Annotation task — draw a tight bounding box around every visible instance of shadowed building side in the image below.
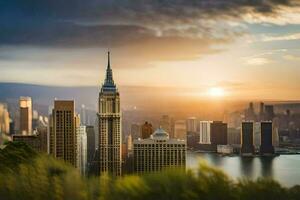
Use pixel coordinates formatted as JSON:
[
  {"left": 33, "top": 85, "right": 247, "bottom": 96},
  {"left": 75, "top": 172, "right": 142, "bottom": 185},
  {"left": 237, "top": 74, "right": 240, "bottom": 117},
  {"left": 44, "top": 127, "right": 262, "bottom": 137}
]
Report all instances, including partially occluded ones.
[{"left": 241, "top": 122, "right": 255, "bottom": 156}]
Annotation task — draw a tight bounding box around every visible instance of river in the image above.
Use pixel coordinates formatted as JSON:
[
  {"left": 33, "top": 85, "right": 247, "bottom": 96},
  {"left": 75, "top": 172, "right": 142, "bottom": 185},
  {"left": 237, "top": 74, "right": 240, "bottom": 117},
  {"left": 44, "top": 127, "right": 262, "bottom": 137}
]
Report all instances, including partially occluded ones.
[{"left": 186, "top": 151, "right": 300, "bottom": 187}]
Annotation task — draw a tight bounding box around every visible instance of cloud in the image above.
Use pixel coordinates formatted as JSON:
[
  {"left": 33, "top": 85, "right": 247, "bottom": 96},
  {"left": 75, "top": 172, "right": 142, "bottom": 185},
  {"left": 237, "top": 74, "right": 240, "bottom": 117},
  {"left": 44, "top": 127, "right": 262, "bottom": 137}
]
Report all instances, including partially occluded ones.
[
  {"left": 262, "top": 32, "right": 300, "bottom": 41},
  {"left": 283, "top": 54, "right": 300, "bottom": 60},
  {"left": 0, "top": 0, "right": 299, "bottom": 66},
  {"left": 246, "top": 57, "right": 272, "bottom": 65}
]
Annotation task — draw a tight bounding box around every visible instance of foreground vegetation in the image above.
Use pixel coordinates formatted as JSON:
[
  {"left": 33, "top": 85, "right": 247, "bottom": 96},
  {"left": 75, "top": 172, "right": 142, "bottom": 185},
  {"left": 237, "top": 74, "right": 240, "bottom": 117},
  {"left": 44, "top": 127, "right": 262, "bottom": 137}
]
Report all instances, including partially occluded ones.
[{"left": 0, "top": 142, "right": 300, "bottom": 200}]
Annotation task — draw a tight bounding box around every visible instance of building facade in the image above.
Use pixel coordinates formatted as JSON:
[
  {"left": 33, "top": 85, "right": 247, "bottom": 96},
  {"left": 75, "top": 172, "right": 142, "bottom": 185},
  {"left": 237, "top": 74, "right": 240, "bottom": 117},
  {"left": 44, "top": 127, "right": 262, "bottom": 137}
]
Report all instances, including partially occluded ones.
[
  {"left": 199, "top": 121, "right": 212, "bottom": 144},
  {"left": 19, "top": 96, "right": 32, "bottom": 135},
  {"left": 210, "top": 121, "right": 227, "bottom": 145},
  {"left": 260, "top": 121, "right": 274, "bottom": 155},
  {"left": 98, "top": 52, "right": 122, "bottom": 176},
  {"left": 186, "top": 117, "right": 197, "bottom": 133},
  {"left": 241, "top": 122, "right": 255, "bottom": 155},
  {"left": 141, "top": 121, "right": 153, "bottom": 139},
  {"left": 174, "top": 120, "right": 187, "bottom": 140},
  {"left": 86, "top": 125, "right": 95, "bottom": 165},
  {"left": 130, "top": 123, "right": 141, "bottom": 139},
  {"left": 133, "top": 128, "right": 186, "bottom": 173},
  {"left": 160, "top": 115, "right": 173, "bottom": 137},
  {"left": 0, "top": 103, "right": 10, "bottom": 134},
  {"left": 77, "top": 125, "right": 87, "bottom": 175},
  {"left": 49, "top": 100, "right": 78, "bottom": 167}
]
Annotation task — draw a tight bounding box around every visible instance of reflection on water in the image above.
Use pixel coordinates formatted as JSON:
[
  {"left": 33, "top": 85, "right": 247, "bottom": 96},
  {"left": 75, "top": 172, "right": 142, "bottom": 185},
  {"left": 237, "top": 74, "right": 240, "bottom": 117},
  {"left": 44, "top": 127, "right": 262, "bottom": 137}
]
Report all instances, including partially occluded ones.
[
  {"left": 240, "top": 157, "right": 254, "bottom": 177},
  {"left": 187, "top": 151, "right": 300, "bottom": 186},
  {"left": 260, "top": 157, "right": 274, "bottom": 177}
]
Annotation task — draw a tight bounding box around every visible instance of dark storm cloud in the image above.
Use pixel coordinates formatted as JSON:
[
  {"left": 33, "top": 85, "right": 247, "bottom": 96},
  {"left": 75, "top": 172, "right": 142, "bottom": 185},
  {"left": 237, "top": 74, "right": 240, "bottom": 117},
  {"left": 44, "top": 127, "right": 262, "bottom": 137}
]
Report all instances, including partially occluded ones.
[
  {"left": 0, "top": 0, "right": 299, "bottom": 66},
  {"left": 0, "top": 0, "right": 298, "bottom": 47}
]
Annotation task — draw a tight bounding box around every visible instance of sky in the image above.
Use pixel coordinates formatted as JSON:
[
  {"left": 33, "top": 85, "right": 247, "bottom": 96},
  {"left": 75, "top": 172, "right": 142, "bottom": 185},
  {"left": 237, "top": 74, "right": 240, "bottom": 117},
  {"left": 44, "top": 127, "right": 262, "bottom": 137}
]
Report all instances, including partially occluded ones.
[{"left": 1, "top": 0, "right": 300, "bottom": 100}]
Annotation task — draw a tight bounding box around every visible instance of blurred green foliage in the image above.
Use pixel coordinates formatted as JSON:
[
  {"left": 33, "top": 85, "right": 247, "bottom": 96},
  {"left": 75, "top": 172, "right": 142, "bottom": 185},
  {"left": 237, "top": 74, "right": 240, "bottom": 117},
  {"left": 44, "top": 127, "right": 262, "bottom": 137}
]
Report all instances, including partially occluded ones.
[{"left": 0, "top": 142, "right": 300, "bottom": 200}]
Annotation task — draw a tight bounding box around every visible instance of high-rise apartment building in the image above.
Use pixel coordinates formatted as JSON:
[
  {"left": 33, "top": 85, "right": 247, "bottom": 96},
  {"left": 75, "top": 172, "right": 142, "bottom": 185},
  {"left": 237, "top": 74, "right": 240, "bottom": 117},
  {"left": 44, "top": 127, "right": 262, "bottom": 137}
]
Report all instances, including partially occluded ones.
[
  {"left": 253, "top": 122, "right": 261, "bottom": 148},
  {"left": 260, "top": 121, "right": 274, "bottom": 155},
  {"left": 130, "top": 123, "right": 141, "bottom": 139},
  {"left": 133, "top": 128, "right": 186, "bottom": 173},
  {"left": 160, "top": 115, "right": 172, "bottom": 137},
  {"left": 141, "top": 121, "right": 153, "bottom": 139},
  {"left": 0, "top": 103, "right": 10, "bottom": 134},
  {"left": 199, "top": 121, "right": 212, "bottom": 144},
  {"left": 210, "top": 121, "right": 227, "bottom": 145},
  {"left": 49, "top": 100, "right": 78, "bottom": 167},
  {"left": 241, "top": 122, "right": 255, "bottom": 155},
  {"left": 186, "top": 117, "right": 197, "bottom": 133},
  {"left": 19, "top": 96, "right": 32, "bottom": 135},
  {"left": 77, "top": 125, "right": 87, "bottom": 175},
  {"left": 86, "top": 125, "right": 95, "bottom": 165},
  {"left": 98, "top": 52, "right": 122, "bottom": 176},
  {"left": 174, "top": 120, "right": 187, "bottom": 140}
]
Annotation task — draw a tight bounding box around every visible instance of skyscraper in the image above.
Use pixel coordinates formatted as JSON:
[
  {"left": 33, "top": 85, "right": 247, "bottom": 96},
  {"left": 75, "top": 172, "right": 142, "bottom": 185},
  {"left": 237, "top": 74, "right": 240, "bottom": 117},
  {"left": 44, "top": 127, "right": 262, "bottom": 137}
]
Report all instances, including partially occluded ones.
[
  {"left": 199, "top": 121, "right": 212, "bottom": 144},
  {"left": 260, "top": 121, "right": 274, "bottom": 155},
  {"left": 241, "top": 122, "right": 254, "bottom": 155},
  {"left": 130, "top": 123, "right": 141, "bottom": 139},
  {"left": 174, "top": 120, "right": 187, "bottom": 140},
  {"left": 98, "top": 52, "right": 122, "bottom": 176},
  {"left": 0, "top": 103, "right": 10, "bottom": 134},
  {"left": 77, "top": 125, "right": 87, "bottom": 175},
  {"left": 86, "top": 125, "right": 96, "bottom": 165},
  {"left": 49, "top": 100, "right": 78, "bottom": 167},
  {"left": 186, "top": 117, "right": 197, "bottom": 133},
  {"left": 265, "top": 105, "right": 275, "bottom": 121},
  {"left": 210, "top": 121, "right": 227, "bottom": 145},
  {"left": 19, "top": 96, "right": 32, "bottom": 135},
  {"left": 160, "top": 115, "right": 172, "bottom": 137},
  {"left": 141, "top": 121, "right": 153, "bottom": 139}
]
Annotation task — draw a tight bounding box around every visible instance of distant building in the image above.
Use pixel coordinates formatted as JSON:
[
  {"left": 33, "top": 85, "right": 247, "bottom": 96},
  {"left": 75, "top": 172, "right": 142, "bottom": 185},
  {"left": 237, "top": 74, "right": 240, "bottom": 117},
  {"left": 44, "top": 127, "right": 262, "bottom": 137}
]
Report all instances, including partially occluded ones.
[
  {"left": 160, "top": 115, "right": 173, "bottom": 137},
  {"left": 80, "top": 104, "right": 87, "bottom": 125},
  {"left": 210, "top": 121, "right": 227, "bottom": 145},
  {"left": 133, "top": 128, "right": 186, "bottom": 173},
  {"left": 253, "top": 122, "right": 261, "bottom": 148},
  {"left": 174, "top": 120, "right": 187, "bottom": 140},
  {"left": 245, "top": 102, "right": 256, "bottom": 121},
  {"left": 130, "top": 123, "right": 141, "bottom": 139},
  {"left": 49, "top": 100, "right": 79, "bottom": 167},
  {"left": 0, "top": 103, "right": 10, "bottom": 134},
  {"left": 241, "top": 122, "right": 255, "bottom": 155},
  {"left": 260, "top": 121, "right": 274, "bottom": 155},
  {"left": 186, "top": 117, "right": 197, "bottom": 133},
  {"left": 141, "top": 121, "right": 153, "bottom": 139},
  {"left": 259, "top": 102, "right": 265, "bottom": 121},
  {"left": 77, "top": 125, "right": 87, "bottom": 175},
  {"left": 199, "top": 121, "right": 212, "bottom": 144},
  {"left": 86, "top": 125, "right": 95, "bottom": 165},
  {"left": 19, "top": 96, "right": 32, "bottom": 135},
  {"left": 127, "top": 134, "right": 133, "bottom": 151},
  {"left": 12, "top": 131, "right": 47, "bottom": 153},
  {"left": 227, "top": 128, "right": 241, "bottom": 145},
  {"left": 265, "top": 105, "right": 274, "bottom": 121}
]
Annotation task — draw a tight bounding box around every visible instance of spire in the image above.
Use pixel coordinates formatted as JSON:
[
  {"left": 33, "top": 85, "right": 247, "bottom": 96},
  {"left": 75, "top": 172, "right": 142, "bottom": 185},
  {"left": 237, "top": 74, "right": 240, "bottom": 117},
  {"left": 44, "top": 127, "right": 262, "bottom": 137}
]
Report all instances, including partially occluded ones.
[
  {"left": 107, "top": 51, "right": 111, "bottom": 69},
  {"left": 102, "top": 51, "right": 116, "bottom": 92}
]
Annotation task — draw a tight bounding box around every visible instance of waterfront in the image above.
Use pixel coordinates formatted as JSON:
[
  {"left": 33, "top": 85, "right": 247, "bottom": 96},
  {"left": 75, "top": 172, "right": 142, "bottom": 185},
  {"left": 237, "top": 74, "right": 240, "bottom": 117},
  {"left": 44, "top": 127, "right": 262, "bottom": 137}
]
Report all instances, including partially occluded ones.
[{"left": 187, "top": 151, "right": 300, "bottom": 187}]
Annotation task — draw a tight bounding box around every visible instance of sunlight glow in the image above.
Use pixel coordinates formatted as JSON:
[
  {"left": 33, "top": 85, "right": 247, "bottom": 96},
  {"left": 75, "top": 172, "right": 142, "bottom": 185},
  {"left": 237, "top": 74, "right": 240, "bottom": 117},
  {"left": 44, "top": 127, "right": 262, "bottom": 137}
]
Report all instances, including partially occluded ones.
[{"left": 208, "top": 87, "right": 225, "bottom": 97}]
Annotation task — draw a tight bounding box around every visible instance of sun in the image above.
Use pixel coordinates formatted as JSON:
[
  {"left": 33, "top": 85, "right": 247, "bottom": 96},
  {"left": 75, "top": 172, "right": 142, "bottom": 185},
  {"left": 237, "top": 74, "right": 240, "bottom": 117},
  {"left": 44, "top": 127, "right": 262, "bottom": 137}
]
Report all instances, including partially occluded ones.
[{"left": 208, "top": 87, "right": 225, "bottom": 97}]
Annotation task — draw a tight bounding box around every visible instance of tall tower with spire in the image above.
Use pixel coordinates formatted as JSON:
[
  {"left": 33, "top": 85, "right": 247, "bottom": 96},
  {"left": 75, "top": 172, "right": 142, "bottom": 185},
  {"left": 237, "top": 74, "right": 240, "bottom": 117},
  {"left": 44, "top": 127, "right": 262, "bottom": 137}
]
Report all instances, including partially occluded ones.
[{"left": 98, "top": 51, "right": 122, "bottom": 176}]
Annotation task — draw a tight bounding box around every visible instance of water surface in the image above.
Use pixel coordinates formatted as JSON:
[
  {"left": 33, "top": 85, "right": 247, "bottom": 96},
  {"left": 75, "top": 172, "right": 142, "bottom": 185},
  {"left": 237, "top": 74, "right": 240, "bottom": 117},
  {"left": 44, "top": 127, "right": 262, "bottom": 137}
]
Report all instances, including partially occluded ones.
[{"left": 187, "top": 151, "right": 300, "bottom": 187}]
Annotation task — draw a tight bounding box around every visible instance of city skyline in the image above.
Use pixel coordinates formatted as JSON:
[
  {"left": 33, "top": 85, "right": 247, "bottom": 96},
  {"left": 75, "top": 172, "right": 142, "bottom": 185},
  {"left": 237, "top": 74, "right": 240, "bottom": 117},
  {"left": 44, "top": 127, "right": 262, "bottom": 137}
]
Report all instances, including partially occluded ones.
[{"left": 0, "top": 1, "right": 300, "bottom": 100}]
